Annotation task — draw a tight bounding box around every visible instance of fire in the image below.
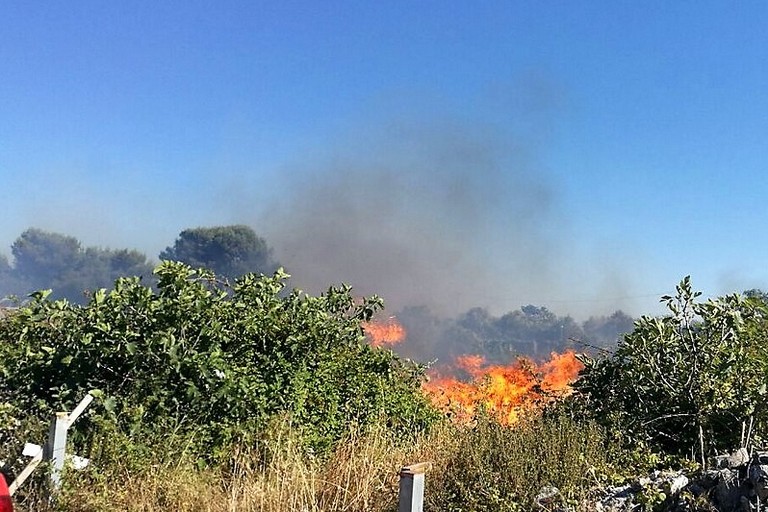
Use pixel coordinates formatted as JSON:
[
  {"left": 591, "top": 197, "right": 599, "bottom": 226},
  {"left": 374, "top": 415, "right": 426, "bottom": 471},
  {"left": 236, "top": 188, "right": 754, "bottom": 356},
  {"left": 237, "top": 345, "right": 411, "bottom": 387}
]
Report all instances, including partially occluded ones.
[
  {"left": 422, "top": 351, "right": 583, "bottom": 424},
  {"left": 364, "top": 317, "right": 406, "bottom": 347}
]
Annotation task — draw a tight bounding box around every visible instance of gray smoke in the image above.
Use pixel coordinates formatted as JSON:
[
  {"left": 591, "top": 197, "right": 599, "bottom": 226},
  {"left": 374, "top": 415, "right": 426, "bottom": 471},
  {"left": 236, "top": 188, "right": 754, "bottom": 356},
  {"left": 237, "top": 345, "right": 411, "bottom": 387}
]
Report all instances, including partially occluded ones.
[{"left": 254, "top": 116, "right": 577, "bottom": 317}]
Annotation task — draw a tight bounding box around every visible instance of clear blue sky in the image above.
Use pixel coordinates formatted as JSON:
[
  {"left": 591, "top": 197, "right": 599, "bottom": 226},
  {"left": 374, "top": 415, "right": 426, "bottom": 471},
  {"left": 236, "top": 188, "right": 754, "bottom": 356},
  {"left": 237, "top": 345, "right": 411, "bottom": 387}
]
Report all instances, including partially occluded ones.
[{"left": 1, "top": 1, "right": 767, "bottom": 318}]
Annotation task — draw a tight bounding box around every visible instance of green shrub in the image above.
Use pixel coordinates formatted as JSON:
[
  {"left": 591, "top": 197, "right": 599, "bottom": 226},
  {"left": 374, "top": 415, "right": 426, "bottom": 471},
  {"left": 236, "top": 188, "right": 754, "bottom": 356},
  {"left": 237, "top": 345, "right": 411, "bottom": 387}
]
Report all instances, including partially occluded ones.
[
  {"left": 574, "top": 277, "right": 768, "bottom": 458},
  {"left": 0, "top": 262, "right": 438, "bottom": 465}
]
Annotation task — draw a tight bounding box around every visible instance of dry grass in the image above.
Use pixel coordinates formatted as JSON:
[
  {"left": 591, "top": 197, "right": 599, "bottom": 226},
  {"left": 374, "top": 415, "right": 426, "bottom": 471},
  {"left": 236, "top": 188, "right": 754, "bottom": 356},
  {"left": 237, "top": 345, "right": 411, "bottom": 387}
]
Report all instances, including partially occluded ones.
[
  {"left": 11, "top": 414, "right": 613, "bottom": 512},
  {"left": 55, "top": 421, "right": 426, "bottom": 512}
]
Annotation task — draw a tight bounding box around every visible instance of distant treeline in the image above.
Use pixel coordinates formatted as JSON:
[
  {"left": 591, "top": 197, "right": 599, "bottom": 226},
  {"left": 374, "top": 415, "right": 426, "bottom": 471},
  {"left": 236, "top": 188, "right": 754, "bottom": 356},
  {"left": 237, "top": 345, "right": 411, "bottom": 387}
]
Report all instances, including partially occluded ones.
[
  {"left": 395, "top": 303, "right": 635, "bottom": 361},
  {"left": 0, "top": 225, "right": 635, "bottom": 358},
  {"left": 0, "top": 225, "right": 279, "bottom": 303}
]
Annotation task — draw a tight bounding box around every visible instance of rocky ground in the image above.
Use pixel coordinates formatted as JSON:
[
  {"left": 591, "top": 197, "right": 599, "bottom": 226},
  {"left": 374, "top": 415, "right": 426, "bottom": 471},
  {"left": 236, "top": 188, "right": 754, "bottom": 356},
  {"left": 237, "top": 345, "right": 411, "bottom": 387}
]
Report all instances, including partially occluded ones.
[
  {"left": 593, "top": 449, "right": 768, "bottom": 512},
  {"left": 534, "top": 449, "right": 768, "bottom": 512}
]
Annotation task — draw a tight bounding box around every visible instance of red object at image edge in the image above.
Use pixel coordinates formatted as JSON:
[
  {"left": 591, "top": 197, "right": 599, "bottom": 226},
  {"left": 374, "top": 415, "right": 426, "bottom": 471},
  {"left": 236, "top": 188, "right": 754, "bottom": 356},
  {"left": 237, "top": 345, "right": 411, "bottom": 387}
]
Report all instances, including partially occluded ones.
[{"left": 0, "top": 473, "right": 12, "bottom": 512}]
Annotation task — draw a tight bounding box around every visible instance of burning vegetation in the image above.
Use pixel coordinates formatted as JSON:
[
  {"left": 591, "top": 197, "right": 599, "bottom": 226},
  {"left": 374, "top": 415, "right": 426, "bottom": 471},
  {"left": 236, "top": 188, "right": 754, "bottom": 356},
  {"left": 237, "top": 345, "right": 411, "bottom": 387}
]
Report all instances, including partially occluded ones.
[
  {"left": 363, "top": 317, "right": 407, "bottom": 348},
  {"left": 422, "top": 351, "right": 583, "bottom": 425},
  {"left": 365, "top": 317, "right": 584, "bottom": 424}
]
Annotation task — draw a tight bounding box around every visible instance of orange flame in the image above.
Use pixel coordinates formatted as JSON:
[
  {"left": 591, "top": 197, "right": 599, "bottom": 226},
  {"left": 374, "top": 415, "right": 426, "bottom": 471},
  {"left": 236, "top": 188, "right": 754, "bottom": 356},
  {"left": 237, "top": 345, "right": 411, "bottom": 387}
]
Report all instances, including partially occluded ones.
[
  {"left": 422, "top": 351, "right": 583, "bottom": 424},
  {"left": 364, "top": 317, "right": 406, "bottom": 347}
]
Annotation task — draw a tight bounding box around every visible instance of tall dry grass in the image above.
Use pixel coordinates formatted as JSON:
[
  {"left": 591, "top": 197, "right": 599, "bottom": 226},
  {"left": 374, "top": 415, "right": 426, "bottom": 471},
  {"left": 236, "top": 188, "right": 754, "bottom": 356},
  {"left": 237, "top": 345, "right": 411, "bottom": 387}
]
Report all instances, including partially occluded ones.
[
  {"left": 12, "top": 413, "right": 614, "bottom": 512},
  {"left": 54, "top": 419, "right": 425, "bottom": 512}
]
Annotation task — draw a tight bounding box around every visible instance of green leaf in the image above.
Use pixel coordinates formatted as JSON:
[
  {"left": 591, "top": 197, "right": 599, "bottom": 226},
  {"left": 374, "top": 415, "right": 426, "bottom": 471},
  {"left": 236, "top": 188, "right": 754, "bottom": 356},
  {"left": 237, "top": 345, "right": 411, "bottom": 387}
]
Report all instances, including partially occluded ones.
[{"left": 103, "top": 396, "right": 117, "bottom": 414}]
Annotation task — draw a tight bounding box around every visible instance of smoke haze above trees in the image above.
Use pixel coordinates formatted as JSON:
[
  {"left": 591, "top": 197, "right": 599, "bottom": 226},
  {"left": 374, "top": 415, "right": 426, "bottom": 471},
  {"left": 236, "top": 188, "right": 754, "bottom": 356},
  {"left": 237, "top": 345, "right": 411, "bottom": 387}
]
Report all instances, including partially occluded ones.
[
  {"left": 1, "top": 108, "right": 658, "bottom": 320},
  {"left": 224, "top": 112, "right": 652, "bottom": 321},
  {"left": 3, "top": 224, "right": 761, "bottom": 362},
  {"left": 0, "top": 224, "right": 636, "bottom": 358},
  {"left": 394, "top": 303, "right": 635, "bottom": 363},
  {"left": 251, "top": 117, "right": 571, "bottom": 319}
]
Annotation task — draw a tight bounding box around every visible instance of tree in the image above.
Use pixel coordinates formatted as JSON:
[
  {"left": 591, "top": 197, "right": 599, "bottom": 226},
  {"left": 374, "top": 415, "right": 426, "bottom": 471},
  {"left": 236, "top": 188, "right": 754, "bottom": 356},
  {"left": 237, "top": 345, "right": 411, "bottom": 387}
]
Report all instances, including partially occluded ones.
[
  {"left": 12, "top": 228, "right": 83, "bottom": 291},
  {"left": 497, "top": 305, "right": 583, "bottom": 357},
  {"left": 160, "top": 225, "right": 280, "bottom": 281},
  {"left": 0, "top": 254, "right": 18, "bottom": 299},
  {"left": 0, "top": 253, "right": 30, "bottom": 301},
  {"left": 80, "top": 247, "right": 154, "bottom": 289},
  {"left": 8, "top": 228, "right": 154, "bottom": 302},
  {"left": 107, "top": 248, "right": 153, "bottom": 277},
  {"left": 574, "top": 277, "right": 768, "bottom": 458},
  {"left": 744, "top": 288, "right": 768, "bottom": 304},
  {"left": 582, "top": 310, "right": 635, "bottom": 350}
]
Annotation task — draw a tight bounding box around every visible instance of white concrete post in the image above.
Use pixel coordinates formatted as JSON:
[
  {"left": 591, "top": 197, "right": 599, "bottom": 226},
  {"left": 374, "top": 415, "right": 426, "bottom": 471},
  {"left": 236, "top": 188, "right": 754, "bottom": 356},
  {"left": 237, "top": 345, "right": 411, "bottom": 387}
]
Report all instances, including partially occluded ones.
[
  {"left": 11, "top": 393, "right": 94, "bottom": 496},
  {"left": 44, "top": 412, "right": 69, "bottom": 492},
  {"left": 398, "top": 462, "right": 431, "bottom": 512}
]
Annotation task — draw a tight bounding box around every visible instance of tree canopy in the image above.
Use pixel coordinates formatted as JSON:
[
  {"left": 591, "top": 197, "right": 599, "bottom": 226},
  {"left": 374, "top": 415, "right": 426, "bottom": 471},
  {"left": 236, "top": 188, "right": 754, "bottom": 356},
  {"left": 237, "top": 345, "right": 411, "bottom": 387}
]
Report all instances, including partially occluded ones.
[
  {"left": 160, "top": 225, "right": 280, "bottom": 281},
  {"left": 396, "top": 303, "right": 631, "bottom": 363},
  {"left": 4, "top": 228, "right": 154, "bottom": 302},
  {"left": 12, "top": 228, "right": 83, "bottom": 291}
]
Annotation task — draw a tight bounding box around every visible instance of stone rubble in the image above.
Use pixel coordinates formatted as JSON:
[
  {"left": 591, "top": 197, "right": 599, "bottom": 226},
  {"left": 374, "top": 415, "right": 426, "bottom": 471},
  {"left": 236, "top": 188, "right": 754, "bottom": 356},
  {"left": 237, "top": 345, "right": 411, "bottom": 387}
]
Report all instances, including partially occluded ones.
[{"left": 585, "top": 450, "right": 768, "bottom": 512}]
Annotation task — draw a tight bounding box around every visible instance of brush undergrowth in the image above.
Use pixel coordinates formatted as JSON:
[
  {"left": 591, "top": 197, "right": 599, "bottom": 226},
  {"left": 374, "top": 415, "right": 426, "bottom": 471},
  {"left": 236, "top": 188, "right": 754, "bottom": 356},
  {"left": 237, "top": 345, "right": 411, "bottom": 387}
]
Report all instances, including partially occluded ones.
[
  {"left": 421, "top": 412, "right": 618, "bottom": 512},
  {"left": 6, "top": 411, "right": 620, "bottom": 512}
]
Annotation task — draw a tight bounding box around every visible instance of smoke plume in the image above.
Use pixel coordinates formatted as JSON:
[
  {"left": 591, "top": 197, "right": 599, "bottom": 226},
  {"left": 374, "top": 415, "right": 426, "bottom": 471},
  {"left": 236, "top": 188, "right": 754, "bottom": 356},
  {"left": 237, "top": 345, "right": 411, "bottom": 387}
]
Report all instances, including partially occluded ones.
[{"left": 255, "top": 115, "right": 573, "bottom": 317}]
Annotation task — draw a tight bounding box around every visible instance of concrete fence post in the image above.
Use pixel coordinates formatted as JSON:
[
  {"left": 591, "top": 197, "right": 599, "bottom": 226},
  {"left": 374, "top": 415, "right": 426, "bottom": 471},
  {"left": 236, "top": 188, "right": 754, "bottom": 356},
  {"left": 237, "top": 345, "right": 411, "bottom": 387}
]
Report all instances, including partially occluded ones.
[
  {"left": 44, "top": 412, "right": 69, "bottom": 492},
  {"left": 398, "top": 462, "right": 432, "bottom": 512},
  {"left": 9, "top": 393, "right": 94, "bottom": 497}
]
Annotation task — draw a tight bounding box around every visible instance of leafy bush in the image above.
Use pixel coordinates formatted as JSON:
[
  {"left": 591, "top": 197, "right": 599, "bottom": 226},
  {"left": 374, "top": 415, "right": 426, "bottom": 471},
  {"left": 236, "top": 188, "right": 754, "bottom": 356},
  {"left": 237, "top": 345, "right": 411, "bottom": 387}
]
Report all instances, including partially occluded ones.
[
  {"left": 574, "top": 277, "right": 768, "bottom": 458},
  {"left": 0, "top": 262, "right": 438, "bottom": 462}
]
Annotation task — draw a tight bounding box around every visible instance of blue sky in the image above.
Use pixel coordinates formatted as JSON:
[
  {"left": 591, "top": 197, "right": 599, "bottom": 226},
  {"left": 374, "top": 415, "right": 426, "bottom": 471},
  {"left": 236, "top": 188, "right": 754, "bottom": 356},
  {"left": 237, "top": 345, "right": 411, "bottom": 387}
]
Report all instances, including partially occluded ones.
[{"left": 1, "top": 1, "right": 767, "bottom": 318}]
